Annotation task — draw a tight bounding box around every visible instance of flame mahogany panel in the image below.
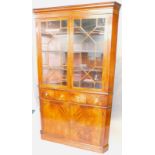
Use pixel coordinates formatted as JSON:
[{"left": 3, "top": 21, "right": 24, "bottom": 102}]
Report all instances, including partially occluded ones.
[
  {"left": 41, "top": 99, "right": 70, "bottom": 139},
  {"left": 70, "top": 104, "right": 107, "bottom": 146}
]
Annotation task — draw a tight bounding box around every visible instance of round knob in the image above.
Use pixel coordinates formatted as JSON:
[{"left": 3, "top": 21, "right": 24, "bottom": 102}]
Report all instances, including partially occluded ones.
[
  {"left": 75, "top": 96, "right": 80, "bottom": 102},
  {"left": 94, "top": 98, "right": 99, "bottom": 103},
  {"left": 45, "top": 92, "right": 48, "bottom": 96},
  {"left": 60, "top": 94, "right": 64, "bottom": 99}
]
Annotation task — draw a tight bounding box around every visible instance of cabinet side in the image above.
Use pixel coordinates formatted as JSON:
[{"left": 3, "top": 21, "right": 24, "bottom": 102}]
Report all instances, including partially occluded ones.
[
  {"left": 108, "top": 12, "right": 120, "bottom": 93},
  {"left": 102, "top": 8, "right": 120, "bottom": 148}
]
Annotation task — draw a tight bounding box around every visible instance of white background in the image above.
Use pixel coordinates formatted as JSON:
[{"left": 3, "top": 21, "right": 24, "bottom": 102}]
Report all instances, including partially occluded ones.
[{"left": 0, "top": 0, "right": 155, "bottom": 155}]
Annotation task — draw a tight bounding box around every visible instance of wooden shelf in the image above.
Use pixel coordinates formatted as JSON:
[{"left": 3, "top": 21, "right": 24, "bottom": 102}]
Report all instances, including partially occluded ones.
[
  {"left": 74, "top": 50, "right": 103, "bottom": 53},
  {"left": 42, "top": 31, "right": 67, "bottom": 37},
  {"left": 42, "top": 50, "right": 67, "bottom": 53},
  {"left": 74, "top": 67, "right": 102, "bottom": 72},
  {"left": 74, "top": 69, "right": 102, "bottom": 72},
  {"left": 74, "top": 32, "right": 104, "bottom": 35},
  {"left": 43, "top": 66, "right": 67, "bottom": 70},
  {"left": 44, "top": 80, "right": 67, "bottom": 84},
  {"left": 42, "top": 33, "right": 53, "bottom": 38},
  {"left": 42, "top": 50, "right": 103, "bottom": 53}
]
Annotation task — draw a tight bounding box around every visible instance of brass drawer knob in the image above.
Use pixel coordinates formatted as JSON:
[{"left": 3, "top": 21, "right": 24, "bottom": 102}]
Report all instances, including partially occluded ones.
[
  {"left": 75, "top": 96, "right": 80, "bottom": 102},
  {"left": 94, "top": 98, "right": 99, "bottom": 104},
  {"left": 45, "top": 92, "right": 48, "bottom": 96},
  {"left": 59, "top": 94, "right": 64, "bottom": 99}
]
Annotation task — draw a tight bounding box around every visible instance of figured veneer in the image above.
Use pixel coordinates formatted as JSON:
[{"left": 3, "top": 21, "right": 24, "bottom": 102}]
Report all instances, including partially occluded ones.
[
  {"left": 34, "top": 1, "right": 121, "bottom": 153},
  {"left": 41, "top": 99, "right": 111, "bottom": 148},
  {"left": 70, "top": 104, "right": 108, "bottom": 146},
  {"left": 40, "top": 89, "right": 54, "bottom": 100},
  {"left": 86, "top": 94, "right": 108, "bottom": 106},
  {"left": 41, "top": 99, "right": 70, "bottom": 139},
  {"left": 70, "top": 92, "right": 86, "bottom": 104},
  {"left": 54, "top": 90, "right": 69, "bottom": 101}
]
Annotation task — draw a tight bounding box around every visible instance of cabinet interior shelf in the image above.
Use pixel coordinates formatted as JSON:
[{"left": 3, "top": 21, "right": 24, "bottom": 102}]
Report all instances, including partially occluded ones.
[
  {"left": 42, "top": 50, "right": 103, "bottom": 53},
  {"left": 42, "top": 50, "right": 67, "bottom": 53},
  {"left": 42, "top": 32, "right": 104, "bottom": 38},
  {"left": 44, "top": 80, "right": 67, "bottom": 84},
  {"left": 74, "top": 69, "right": 102, "bottom": 72},
  {"left": 42, "top": 32, "right": 67, "bottom": 37},
  {"left": 43, "top": 66, "right": 102, "bottom": 72},
  {"left": 43, "top": 66, "right": 67, "bottom": 70}
]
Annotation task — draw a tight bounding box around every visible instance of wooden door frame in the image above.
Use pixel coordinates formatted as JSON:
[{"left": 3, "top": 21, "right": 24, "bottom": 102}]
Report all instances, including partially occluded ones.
[
  {"left": 35, "top": 16, "right": 71, "bottom": 90},
  {"left": 34, "top": 2, "right": 121, "bottom": 93},
  {"left": 35, "top": 13, "right": 113, "bottom": 93},
  {"left": 69, "top": 14, "right": 110, "bottom": 93}
]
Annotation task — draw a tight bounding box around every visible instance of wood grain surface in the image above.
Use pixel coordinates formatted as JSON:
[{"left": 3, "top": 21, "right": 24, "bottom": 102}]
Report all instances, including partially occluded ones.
[{"left": 34, "top": 1, "right": 121, "bottom": 153}]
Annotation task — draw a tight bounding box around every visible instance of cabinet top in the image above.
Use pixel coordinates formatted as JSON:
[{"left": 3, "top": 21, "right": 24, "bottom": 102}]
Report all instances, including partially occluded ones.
[{"left": 33, "top": 1, "right": 121, "bottom": 14}]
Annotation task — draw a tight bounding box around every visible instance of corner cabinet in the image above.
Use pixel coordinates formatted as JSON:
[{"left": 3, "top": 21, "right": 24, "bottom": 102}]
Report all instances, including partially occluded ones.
[{"left": 33, "top": 2, "right": 121, "bottom": 153}]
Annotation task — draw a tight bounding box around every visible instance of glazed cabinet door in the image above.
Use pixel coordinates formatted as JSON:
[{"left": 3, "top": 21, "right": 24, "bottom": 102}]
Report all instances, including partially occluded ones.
[
  {"left": 39, "top": 19, "right": 69, "bottom": 87},
  {"left": 72, "top": 17, "right": 106, "bottom": 90},
  {"left": 41, "top": 99, "right": 70, "bottom": 139}
]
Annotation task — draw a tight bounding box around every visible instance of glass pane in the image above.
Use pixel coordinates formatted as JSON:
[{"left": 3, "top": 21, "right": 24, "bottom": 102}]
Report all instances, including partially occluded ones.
[
  {"left": 73, "top": 18, "right": 105, "bottom": 89},
  {"left": 82, "top": 19, "right": 96, "bottom": 32},
  {"left": 48, "top": 21, "right": 60, "bottom": 29},
  {"left": 41, "top": 20, "right": 68, "bottom": 86},
  {"left": 74, "top": 20, "right": 80, "bottom": 27},
  {"left": 95, "top": 82, "right": 102, "bottom": 89},
  {"left": 97, "top": 18, "right": 105, "bottom": 26},
  {"left": 61, "top": 20, "right": 67, "bottom": 28}
]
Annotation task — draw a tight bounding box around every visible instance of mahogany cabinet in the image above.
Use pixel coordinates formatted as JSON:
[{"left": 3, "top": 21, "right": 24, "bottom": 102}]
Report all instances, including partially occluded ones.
[{"left": 33, "top": 1, "right": 121, "bottom": 153}]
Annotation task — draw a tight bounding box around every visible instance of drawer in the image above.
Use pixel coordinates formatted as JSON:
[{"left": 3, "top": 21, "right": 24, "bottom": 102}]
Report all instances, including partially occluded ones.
[
  {"left": 54, "top": 90, "right": 68, "bottom": 101},
  {"left": 40, "top": 89, "right": 54, "bottom": 100},
  {"left": 70, "top": 92, "right": 86, "bottom": 104},
  {"left": 86, "top": 94, "right": 108, "bottom": 106}
]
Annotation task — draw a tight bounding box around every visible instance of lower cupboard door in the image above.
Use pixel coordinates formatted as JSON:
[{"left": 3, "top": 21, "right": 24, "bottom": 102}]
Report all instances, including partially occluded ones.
[
  {"left": 70, "top": 104, "right": 107, "bottom": 146},
  {"left": 41, "top": 100, "right": 70, "bottom": 139}
]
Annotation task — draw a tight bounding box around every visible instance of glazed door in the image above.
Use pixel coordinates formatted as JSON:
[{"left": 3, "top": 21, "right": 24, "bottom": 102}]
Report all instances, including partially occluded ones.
[
  {"left": 72, "top": 17, "right": 106, "bottom": 90},
  {"left": 39, "top": 19, "right": 69, "bottom": 87}
]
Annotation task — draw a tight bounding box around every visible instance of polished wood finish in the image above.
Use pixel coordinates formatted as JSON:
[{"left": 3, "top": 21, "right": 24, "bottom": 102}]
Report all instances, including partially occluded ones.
[{"left": 33, "top": 1, "right": 121, "bottom": 153}]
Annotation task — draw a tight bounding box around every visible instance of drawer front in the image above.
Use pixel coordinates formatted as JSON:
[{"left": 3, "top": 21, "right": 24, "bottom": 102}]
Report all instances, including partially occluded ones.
[
  {"left": 40, "top": 89, "right": 55, "bottom": 100},
  {"left": 40, "top": 89, "right": 109, "bottom": 107},
  {"left": 70, "top": 92, "right": 86, "bottom": 104},
  {"left": 86, "top": 94, "right": 108, "bottom": 106},
  {"left": 54, "top": 90, "right": 68, "bottom": 101},
  {"left": 40, "top": 89, "right": 68, "bottom": 102}
]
